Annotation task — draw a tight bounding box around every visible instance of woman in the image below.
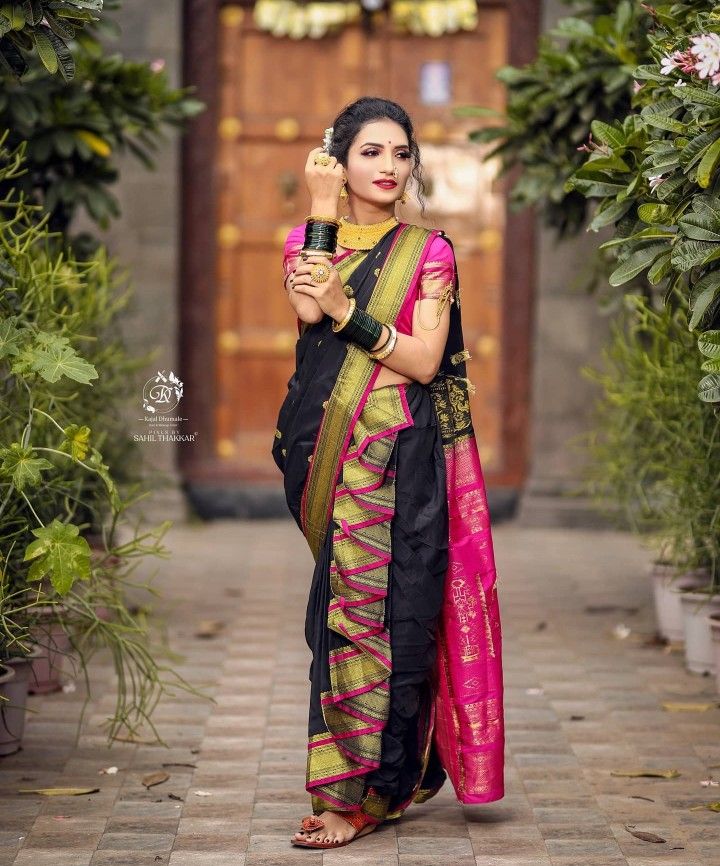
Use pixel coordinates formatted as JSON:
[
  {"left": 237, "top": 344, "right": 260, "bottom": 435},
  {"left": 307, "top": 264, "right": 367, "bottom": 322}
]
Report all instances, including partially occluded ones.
[{"left": 271, "top": 97, "right": 504, "bottom": 850}]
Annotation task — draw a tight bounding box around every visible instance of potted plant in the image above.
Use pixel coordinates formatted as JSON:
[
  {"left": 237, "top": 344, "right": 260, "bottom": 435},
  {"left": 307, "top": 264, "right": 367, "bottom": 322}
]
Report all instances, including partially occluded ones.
[
  {"left": 581, "top": 290, "right": 720, "bottom": 648},
  {"left": 0, "top": 138, "right": 207, "bottom": 744},
  {"left": 710, "top": 612, "right": 720, "bottom": 689}
]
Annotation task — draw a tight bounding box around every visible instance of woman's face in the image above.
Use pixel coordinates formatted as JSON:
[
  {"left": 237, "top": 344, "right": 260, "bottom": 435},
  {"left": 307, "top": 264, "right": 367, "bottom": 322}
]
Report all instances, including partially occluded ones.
[{"left": 343, "top": 118, "right": 412, "bottom": 206}]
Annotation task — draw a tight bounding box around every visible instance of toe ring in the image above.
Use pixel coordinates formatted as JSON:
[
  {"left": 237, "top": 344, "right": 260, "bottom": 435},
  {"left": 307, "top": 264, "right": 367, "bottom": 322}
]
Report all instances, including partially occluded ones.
[{"left": 301, "top": 815, "right": 325, "bottom": 831}]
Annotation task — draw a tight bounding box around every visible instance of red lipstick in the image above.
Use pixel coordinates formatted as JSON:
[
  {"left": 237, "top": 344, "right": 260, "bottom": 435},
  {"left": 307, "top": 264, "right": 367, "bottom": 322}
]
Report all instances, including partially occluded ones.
[{"left": 373, "top": 180, "right": 397, "bottom": 189}]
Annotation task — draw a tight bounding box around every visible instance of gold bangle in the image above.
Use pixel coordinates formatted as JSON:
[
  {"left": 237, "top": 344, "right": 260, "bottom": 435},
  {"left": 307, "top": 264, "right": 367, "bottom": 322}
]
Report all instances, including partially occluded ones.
[
  {"left": 332, "top": 297, "right": 356, "bottom": 332},
  {"left": 305, "top": 214, "right": 341, "bottom": 226},
  {"left": 368, "top": 324, "right": 397, "bottom": 360}
]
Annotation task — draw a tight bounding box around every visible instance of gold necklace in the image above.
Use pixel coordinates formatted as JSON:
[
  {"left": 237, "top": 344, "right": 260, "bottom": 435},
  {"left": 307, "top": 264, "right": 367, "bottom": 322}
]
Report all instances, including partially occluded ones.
[{"left": 337, "top": 214, "right": 399, "bottom": 250}]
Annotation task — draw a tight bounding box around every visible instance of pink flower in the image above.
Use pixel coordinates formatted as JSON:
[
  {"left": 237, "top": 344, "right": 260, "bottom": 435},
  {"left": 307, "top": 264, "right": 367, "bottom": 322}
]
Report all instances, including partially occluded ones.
[
  {"left": 150, "top": 58, "right": 166, "bottom": 73},
  {"left": 633, "top": 80, "right": 643, "bottom": 93}
]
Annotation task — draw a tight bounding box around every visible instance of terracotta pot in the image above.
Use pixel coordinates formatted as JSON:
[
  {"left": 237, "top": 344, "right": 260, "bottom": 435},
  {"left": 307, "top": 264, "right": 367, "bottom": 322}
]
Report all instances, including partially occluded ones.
[
  {"left": 0, "top": 648, "right": 41, "bottom": 756},
  {"left": 28, "top": 607, "right": 72, "bottom": 695},
  {"left": 0, "top": 663, "right": 17, "bottom": 756},
  {"left": 650, "top": 562, "right": 710, "bottom": 641},
  {"left": 679, "top": 588, "right": 720, "bottom": 674},
  {"left": 709, "top": 613, "right": 720, "bottom": 694}
]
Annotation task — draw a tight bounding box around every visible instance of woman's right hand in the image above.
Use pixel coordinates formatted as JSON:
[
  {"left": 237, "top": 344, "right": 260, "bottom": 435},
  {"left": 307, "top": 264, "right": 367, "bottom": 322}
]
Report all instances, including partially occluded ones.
[{"left": 305, "top": 147, "right": 345, "bottom": 204}]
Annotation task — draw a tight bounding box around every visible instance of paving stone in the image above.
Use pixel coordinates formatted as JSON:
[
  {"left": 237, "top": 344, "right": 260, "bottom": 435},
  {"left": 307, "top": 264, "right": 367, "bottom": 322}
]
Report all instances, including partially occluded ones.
[{"left": 3, "top": 521, "right": 719, "bottom": 866}]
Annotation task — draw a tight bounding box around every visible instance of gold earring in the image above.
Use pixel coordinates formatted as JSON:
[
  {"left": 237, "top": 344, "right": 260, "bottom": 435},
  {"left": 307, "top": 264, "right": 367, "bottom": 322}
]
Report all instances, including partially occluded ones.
[
  {"left": 400, "top": 191, "right": 407, "bottom": 204},
  {"left": 340, "top": 182, "right": 348, "bottom": 200}
]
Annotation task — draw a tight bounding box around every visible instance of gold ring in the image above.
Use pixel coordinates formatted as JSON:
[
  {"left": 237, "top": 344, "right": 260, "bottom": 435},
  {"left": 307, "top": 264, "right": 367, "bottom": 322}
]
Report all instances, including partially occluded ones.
[
  {"left": 314, "top": 153, "right": 331, "bottom": 166},
  {"left": 310, "top": 262, "right": 331, "bottom": 283}
]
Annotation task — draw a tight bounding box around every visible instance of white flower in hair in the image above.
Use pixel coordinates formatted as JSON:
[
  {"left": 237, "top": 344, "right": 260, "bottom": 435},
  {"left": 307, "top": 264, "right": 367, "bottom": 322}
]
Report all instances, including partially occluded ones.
[{"left": 322, "top": 126, "right": 334, "bottom": 153}]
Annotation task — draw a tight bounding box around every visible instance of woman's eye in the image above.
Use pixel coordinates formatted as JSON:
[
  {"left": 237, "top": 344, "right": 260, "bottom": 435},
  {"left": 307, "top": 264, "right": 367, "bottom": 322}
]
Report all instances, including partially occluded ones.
[{"left": 362, "top": 150, "right": 411, "bottom": 158}]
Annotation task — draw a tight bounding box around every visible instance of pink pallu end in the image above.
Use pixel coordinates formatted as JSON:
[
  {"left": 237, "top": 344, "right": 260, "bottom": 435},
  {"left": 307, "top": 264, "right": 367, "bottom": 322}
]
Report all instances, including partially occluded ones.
[
  {"left": 392, "top": 224, "right": 505, "bottom": 804},
  {"left": 431, "top": 426, "right": 505, "bottom": 803}
]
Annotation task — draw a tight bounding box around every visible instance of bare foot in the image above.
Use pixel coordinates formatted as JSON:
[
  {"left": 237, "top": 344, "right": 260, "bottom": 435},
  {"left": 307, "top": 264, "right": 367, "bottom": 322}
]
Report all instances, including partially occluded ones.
[{"left": 292, "top": 810, "right": 376, "bottom": 845}]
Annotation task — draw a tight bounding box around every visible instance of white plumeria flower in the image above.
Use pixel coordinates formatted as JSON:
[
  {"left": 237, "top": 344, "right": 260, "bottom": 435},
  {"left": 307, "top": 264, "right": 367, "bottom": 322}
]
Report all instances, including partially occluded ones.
[
  {"left": 694, "top": 52, "right": 720, "bottom": 79},
  {"left": 660, "top": 54, "right": 680, "bottom": 75},
  {"left": 690, "top": 32, "right": 720, "bottom": 61}
]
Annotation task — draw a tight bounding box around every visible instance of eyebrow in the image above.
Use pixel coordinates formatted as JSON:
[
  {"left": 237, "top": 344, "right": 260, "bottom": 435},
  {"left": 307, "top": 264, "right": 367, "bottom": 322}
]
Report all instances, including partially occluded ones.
[{"left": 360, "top": 142, "right": 410, "bottom": 149}]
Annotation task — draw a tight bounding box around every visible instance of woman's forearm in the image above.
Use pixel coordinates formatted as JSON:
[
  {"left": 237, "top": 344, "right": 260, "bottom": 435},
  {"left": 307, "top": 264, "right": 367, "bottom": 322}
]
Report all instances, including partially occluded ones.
[
  {"left": 332, "top": 297, "right": 438, "bottom": 384},
  {"left": 369, "top": 327, "right": 438, "bottom": 385}
]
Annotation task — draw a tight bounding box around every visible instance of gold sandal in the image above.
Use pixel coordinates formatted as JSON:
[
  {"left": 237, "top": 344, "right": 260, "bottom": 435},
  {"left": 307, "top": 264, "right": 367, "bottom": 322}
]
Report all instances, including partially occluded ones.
[{"left": 291, "top": 811, "right": 379, "bottom": 848}]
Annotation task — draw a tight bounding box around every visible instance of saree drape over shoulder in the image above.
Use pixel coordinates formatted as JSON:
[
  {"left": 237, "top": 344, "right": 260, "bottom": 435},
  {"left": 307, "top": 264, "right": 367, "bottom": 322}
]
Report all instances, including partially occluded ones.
[{"left": 272, "top": 221, "right": 504, "bottom": 821}]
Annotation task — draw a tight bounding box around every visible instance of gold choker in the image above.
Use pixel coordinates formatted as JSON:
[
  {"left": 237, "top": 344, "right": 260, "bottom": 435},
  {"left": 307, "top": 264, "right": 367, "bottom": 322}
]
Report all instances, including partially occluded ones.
[{"left": 337, "top": 215, "right": 399, "bottom": 250}]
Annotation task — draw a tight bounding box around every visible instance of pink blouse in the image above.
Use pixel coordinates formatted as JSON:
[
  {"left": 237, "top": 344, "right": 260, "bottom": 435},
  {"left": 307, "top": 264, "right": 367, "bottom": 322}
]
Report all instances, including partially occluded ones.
[{"left": 282, "top": 223, "right": 456, "bottom": 306}]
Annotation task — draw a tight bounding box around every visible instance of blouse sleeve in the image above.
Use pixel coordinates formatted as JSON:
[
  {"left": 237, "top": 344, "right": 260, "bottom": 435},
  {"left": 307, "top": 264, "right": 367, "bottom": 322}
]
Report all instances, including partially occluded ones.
[
  {"left": 282, "top": 224, "right": 306, "bottom": 282},
  {"left": 418, "top": 233, "right": 456, "bottom": 303}
]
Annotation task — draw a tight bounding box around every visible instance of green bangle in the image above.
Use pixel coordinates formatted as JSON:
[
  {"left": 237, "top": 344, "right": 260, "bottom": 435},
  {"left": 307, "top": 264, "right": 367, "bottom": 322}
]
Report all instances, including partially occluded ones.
[{"left": 337, "top": 306, "right": 384, "bottom": 351}]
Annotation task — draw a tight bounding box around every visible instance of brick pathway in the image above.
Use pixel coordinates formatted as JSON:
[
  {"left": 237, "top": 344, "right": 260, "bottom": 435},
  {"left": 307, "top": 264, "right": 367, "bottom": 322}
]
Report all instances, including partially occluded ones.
[{"left": 1, "top": 519, "right": 718, "bottom": 866}]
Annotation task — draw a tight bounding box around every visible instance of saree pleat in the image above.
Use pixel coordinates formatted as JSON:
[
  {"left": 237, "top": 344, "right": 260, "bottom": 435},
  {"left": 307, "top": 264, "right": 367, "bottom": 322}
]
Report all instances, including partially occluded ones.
[{"left": 305, "top": 380, "right": 449, "bottom": 820}]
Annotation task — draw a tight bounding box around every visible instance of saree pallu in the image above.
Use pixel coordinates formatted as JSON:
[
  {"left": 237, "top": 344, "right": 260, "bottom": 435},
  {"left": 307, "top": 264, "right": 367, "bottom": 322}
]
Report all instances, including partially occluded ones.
[{"left": 272, "top": 221, "right": 504, "bottom": 818}]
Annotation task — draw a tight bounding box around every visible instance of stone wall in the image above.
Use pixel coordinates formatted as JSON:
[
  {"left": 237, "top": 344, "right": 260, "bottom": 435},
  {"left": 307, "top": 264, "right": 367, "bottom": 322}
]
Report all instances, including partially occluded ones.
[
  {"left": 515, "top": 0, "right": 619, "bottom": 527},
  {"left": 71, "top": 1, "right": 188, "bottom": 523}
]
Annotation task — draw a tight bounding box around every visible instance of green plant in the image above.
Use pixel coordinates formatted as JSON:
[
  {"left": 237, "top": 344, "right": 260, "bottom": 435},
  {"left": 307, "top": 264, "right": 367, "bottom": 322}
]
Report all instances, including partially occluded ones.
[
  {"left": 0, "top": 0, "right": 106, "bottom": 81},
  {"left": 566, "top": 0, "right": 720, "bottom": 402},
  {"left": 458, "top": 0, "right": 649, "bottom": 238},
  {"left": 0, "top": 43, "right": 204, "bottom": 238},
  {"left": 581, "top": 289, "right": 720, "bottom": 586},
  {"left": 0, "top": 136, "right": 208, "bottom": 742}
]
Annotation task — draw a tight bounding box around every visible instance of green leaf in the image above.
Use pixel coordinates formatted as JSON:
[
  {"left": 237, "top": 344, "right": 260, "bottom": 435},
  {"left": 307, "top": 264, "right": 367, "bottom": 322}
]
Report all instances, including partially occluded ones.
[
  {"left": 44, "top": 27, "right": 74, "bottom": 81},
  {"left": 24, "top": 332, "right": 97, "bottom": 384},
  {"left": 589, "top": 198, "right": 634, "bottom": 231},
  {"left": 23, "top": 519, "right": 92, "bottom": 595},
  {"left": 647, "top": 250, "right": 673, "bottom": 285},
  {"left": 673, "top": 85, "right": 720, "bottom": 109},
  {"left": 679, "top": 210, "right": 720, "bottom": 242},
  {"left": 698, "top": 372, "right": 720, "bottom": 403},
  {"left": 0, "top": 443, "right": 54, "bottom": 491},
  {"left": 680, "top": 130, "right": 720, "bottom": 170},
  {"left": 59, "top": 424, "right": 91, "bottom": 461},
  {"left": 637, "top": 203, "right": 673, "bottom": 224},
  {"left": 700, "top": 358, "right": 720, "bottom": 373},
  {"left": 590, "top": 120, "right": 625, "bottom": 150},
  {"left": 672, "top": 240, "right": 720, "bottom": 271},
  {"left": 608, "top": 243, "right": 669, "bottom": 286},
  {"left": 0, "top": 315, "right": 23, "bottom": 359},
  {"left": 641, "top": 98, "right": 685, "bottom": 133},
  {"left": 565, "top": 177, "right": 626, "bottom": 197},
  {"left": 689, "top": 272, "right": 720, "bottom": 330},
  {"left": 697, "top": 137, "right": 720, "bottom": 188},
  {"left": 31, "top": 27, "right": 57, "bottom": 73},
  {"left": 697, "top": 330, "right": 720, "bottom": 359}
]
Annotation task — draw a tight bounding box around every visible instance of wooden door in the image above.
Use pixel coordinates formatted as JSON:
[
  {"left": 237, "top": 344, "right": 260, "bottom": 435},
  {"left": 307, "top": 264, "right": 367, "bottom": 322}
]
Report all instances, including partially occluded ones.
[{"left": 204, "top": 3, "right": 523, "bottom": 493}]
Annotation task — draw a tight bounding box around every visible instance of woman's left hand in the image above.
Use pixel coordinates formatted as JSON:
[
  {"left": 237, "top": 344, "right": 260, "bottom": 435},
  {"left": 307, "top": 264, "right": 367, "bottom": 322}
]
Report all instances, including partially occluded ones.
[{"left": 291, "top": 254, "right": 349, "bottom": 322}]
